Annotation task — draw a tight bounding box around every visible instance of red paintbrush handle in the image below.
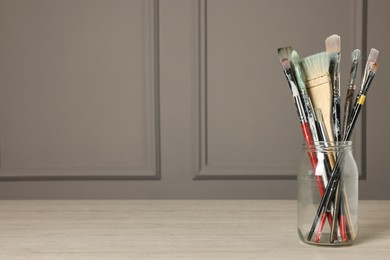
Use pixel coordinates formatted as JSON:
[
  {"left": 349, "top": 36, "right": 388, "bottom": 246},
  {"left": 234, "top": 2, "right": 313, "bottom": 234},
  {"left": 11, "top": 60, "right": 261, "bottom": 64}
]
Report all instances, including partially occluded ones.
[
  {"left": 340, "top": 215, "right": 348, "bottom": 242},
  {"left": 315, "top": 211, "right": 334, "bottom": 243},
  {"left": 301, "top": 122, "right": 317, "bottom": 169}
]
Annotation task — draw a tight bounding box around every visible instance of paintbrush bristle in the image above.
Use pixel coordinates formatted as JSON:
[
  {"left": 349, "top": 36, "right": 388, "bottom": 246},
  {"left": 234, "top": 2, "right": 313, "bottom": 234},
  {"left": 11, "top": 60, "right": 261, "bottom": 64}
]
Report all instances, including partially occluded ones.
[
  {"left": 370, "top": 63, "right": 378, "bottom": 73},
  {"left": 351, "top": 49, "right": 361, "bottom": 61},
  {"left": 280, "top": 58, "right": 291, "bottom": 71},
  {"left": 301, "top": 52, "right": 330, "bottom": 80},
  {"left": 290, "top": 50, "right": 301, "bottom": 66},
  {"left": 368, "top": 48, "right": 379, "bottom": 63},
  {"left": 325, "top": 34, "right": 341, "bottom": 54},
  {"left": 290, "top": 50, "right": 306, "bottom": 83},
  {"left": 277, "top": 47, "right": 293, "bottom": 62}
]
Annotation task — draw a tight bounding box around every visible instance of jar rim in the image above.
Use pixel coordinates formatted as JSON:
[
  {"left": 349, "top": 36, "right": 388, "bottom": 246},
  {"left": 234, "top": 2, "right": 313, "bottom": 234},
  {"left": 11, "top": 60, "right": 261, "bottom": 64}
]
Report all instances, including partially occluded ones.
[{"left": 303, "top": 141, "right": 353, "bottom": 150}]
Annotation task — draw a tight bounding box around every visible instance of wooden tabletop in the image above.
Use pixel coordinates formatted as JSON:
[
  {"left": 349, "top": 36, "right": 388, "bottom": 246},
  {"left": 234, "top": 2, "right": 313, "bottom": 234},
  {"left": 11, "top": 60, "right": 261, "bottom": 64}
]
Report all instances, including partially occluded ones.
[{"left": 0, "top": 200, "right": 389, "bottom": 259}]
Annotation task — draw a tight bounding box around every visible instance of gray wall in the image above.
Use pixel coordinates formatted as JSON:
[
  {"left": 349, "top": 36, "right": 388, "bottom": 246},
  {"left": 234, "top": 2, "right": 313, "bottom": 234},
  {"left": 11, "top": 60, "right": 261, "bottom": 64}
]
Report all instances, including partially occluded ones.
[{"left": 0, "top": 0, "right": 388, "bottom": 199}]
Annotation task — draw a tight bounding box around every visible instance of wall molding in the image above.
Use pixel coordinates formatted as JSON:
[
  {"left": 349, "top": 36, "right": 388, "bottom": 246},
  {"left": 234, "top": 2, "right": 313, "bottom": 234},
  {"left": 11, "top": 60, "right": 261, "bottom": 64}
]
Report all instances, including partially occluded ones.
[
  {"left": 193, "top": 0, "right": 367, "bottom": 180},
  {"left": 0, "top": 0, "right": 161, "bottom": 181}
]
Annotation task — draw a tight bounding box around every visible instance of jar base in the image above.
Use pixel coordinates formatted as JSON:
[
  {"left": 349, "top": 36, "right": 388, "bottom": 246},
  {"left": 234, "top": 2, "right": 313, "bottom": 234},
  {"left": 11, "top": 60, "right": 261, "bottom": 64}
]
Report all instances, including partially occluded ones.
[{"left": 298, "top": 230, "right": 355, "bottom": 247}]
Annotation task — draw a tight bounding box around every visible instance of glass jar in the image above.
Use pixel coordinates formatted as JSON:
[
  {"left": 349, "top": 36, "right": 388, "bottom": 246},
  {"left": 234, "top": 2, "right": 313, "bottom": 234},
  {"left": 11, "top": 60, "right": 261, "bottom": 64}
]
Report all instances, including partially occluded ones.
[{"left": 297, "top": 141, "right": 358, "bottom": 246}]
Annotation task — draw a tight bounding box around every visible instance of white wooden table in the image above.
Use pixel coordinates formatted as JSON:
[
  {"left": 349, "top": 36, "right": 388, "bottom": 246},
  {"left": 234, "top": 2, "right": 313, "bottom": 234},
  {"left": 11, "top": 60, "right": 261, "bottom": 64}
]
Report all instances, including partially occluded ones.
[{"left": 0, "top": 200, "right": 389, "bottom": 259}]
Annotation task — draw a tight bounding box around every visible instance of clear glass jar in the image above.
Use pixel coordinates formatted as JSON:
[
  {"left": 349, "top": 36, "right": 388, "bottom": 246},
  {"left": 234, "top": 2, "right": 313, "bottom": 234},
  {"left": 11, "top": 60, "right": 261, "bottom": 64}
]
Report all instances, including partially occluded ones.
[{"left": 297, "top": 141, "right": 358, "bottom": 246}]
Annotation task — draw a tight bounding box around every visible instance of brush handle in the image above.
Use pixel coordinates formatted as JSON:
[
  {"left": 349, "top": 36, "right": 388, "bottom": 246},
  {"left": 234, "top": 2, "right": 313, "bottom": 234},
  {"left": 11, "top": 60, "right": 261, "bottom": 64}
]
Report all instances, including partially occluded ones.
[
  {"left": 343, "top": 58, "right": 359, "bottom": 138},
  {"left": 345, "top": 72, "right": 374, "bottom": 141},
  {"left": 330, "top": 181, "right": 342, "bottom": 242},
  {"left": 332, "top": 56, "right": 341, "bottom": 142},
  {"left": 333, "top": 98, "right": 341, "bottom": 141},
  {"left": 342, "top": 87, "right": 355, "bottom": 138},
  {"left": 343, "top": 189, "right": 356, "bottom": 240},
  {"left": 339, "top": 192, "right": 349, "bottom": 242},
  {"left": 301, "top": 122, "right": 317, "bottom": 168},
  {"left": 291, "top": 58, "right": 320, "bottom": 143},
  {"left": 306, "top": 75, "right": 335, "bottom": 145}
]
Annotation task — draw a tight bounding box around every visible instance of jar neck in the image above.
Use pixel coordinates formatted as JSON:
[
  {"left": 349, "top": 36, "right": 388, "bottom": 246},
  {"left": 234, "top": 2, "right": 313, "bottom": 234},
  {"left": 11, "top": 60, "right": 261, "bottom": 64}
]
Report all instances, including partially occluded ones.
[{"left": 303, "top": 141, "right": 353, "bottom": 153}]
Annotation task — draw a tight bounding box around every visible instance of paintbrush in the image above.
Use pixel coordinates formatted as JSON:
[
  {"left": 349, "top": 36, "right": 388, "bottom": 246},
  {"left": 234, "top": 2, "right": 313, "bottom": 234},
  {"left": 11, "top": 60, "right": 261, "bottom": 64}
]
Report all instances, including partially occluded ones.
[
  {"left": 349, "top": 48, "right": 380, "bottom": 125},
  {"left": 332, "top": 49, "right": 361, "bottom": 243},
  {"left": 342, "top": 49, "right": 361, "bottom": 137},
  {"left": 301, "top": 52, "right": 336, "bottom": 168},
  {"left": 326, "top": 35, "right": 342, "bottom": 142},
  {"left": 307, "top": 52, "right": 378, "bottom": 241},
  {"left": 345, "top": 64, "right": 378, "bottom": 140},
  {"left": 290, "top": 50, "right": 320, "bottom": 143},
  {"left": 301, "top": 52, "right": 334, "bottom": 143},
  {"left": 277, "top": 47, "right": 317, "bottom": 170},
  {"left": 326, "top": 35, "right": 343, "bottom": 242},
  {"left": 337, "top": 50, "right": 378, "bottom": 242},
  {"left": 362, "top": 48, "right": 380, "bottom": 87}
]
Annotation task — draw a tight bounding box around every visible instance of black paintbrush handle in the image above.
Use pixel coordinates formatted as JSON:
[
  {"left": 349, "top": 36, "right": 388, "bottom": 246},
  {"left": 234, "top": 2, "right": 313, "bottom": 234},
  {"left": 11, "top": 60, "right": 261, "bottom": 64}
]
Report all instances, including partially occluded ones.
[
  {"left": 342, "top": 88, "right": 355, "bottom": 138},
  {"left": 330, "top": 181, "right": 342, "bottom": 242},
  {"left": 333, "top": 97, "right": 341, "bottom": 141}
]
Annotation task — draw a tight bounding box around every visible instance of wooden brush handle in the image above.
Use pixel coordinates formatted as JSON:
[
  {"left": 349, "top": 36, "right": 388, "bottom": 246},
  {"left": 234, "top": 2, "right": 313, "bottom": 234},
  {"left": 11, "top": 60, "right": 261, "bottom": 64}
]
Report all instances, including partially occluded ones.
[
  {"left": 306, "top": 75, "right": 334, "bottom": 144},
  {"left": 306, "top": 75, "right": 336, "bottom": 168}
]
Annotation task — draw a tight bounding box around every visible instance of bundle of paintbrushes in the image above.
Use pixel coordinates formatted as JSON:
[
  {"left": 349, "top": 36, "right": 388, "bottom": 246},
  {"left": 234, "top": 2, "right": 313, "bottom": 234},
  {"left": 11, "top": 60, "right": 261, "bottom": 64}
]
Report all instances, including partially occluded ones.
[{"left": 277, "top": 34, "right": 379, "bottom": 245}]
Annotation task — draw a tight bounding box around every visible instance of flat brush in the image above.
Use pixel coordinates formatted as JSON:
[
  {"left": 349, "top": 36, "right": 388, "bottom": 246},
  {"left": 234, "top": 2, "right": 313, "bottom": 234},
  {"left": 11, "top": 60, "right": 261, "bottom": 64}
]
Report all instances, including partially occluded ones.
[
  {"left": 301, "top": 52, "right": 335, "bottom": 167},
  {"left": 326, "top": 34, "right": 342, "bottom": 142},
  {"left": 301, "top": 52, "right": 334, "bottom": 143},
  {"left": 361, "top": 48, "right": 380, "bottom": 87}
]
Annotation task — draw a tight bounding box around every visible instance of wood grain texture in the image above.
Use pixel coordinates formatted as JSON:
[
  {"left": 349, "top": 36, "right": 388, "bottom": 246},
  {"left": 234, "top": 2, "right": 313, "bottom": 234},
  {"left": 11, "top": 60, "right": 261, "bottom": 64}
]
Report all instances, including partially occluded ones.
[{"left": 0, "top": 200, "right": 389, "bottom": 259}]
